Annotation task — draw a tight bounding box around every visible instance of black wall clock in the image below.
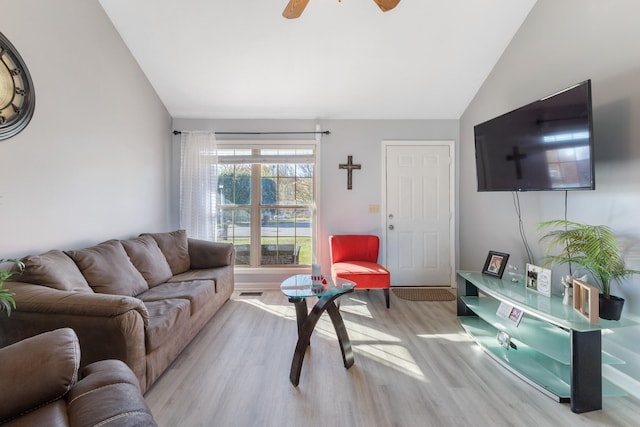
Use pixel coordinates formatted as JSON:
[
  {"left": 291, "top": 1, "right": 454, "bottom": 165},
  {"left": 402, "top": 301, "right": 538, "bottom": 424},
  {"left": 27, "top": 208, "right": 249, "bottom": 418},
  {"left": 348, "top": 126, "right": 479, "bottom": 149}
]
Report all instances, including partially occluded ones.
[{"left": 0, "top": 31, "right": 35, "bottom": 141}]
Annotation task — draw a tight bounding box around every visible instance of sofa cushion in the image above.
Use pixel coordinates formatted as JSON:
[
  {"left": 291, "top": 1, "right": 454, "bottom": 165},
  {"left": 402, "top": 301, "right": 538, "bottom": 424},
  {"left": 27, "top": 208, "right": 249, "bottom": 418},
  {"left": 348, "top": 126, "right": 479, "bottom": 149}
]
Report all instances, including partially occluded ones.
[
  {"left": 142, "top": 230, "right": 190, "bottom": 275},
  {"left": 0, "top": 328, "right": 79, "bottom": 423},
  {"left": 137, "top": 280, "right": 216, "bottom": 315},
  {"left": 142, "top": 299, "right": 191, "bottom": 352},
  {"left": 16, "top": 250, "right": 92, "bottom": 293},
  {"left": 121, "top": 235, "right": 173, "bottom": 288},
  {"left": 168, "top": 268, "right": 226, "bottom": 290},
  {"left": 66, "top": 240, "right": 148, "bottom": 296}
]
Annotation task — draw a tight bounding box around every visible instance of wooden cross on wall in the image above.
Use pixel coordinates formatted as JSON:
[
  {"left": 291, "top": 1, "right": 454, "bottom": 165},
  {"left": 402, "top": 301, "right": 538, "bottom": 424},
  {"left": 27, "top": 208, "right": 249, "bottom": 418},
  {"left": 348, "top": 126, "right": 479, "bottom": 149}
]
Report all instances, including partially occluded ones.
[{"left": 339, "top": 155, "right": 361, "bottom": 190}]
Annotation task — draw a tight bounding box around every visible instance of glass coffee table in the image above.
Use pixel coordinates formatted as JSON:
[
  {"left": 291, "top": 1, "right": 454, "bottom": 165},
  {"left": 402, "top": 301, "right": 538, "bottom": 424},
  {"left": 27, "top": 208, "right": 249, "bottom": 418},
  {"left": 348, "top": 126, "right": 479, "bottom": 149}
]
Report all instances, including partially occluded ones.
[{"left": 281, "top": 274, "right": 356, "bottom": 386}]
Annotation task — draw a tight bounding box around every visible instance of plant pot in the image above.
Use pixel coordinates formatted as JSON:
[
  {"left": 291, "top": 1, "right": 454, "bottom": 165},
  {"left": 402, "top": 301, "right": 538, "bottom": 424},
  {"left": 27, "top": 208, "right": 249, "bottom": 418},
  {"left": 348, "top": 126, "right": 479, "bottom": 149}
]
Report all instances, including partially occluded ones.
[{"left": 599, "top": 294, "right": 625, "bottom": 320}]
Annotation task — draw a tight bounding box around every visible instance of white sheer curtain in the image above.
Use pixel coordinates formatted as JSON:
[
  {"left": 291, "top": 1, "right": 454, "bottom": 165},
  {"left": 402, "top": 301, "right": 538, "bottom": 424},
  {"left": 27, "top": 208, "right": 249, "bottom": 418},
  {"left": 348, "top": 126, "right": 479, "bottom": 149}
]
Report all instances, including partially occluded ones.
[{"left": 180, "top": 131, "right": 218, "bottom": 241}]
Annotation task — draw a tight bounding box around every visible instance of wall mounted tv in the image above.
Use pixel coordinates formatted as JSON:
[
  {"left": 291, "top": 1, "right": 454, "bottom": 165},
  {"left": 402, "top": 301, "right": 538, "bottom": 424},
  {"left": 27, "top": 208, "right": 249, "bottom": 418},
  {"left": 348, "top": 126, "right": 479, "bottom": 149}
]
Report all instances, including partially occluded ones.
[{"left": 474, "top": 80, "right": 595, "bottom": 192}]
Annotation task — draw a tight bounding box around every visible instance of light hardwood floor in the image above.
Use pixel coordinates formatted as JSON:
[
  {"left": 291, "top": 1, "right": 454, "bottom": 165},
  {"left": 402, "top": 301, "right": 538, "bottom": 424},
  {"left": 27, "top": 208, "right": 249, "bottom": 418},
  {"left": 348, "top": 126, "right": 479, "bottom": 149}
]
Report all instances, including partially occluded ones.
[{"left": 144, "top": 290, "right": 639, "bottom": 427}]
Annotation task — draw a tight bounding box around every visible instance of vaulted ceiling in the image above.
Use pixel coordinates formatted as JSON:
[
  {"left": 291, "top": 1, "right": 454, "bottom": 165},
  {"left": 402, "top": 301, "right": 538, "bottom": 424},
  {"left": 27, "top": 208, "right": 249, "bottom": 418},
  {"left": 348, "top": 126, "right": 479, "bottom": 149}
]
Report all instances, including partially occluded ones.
[{"left": 99, "top": 0, "right": 537, "bottom": 120}]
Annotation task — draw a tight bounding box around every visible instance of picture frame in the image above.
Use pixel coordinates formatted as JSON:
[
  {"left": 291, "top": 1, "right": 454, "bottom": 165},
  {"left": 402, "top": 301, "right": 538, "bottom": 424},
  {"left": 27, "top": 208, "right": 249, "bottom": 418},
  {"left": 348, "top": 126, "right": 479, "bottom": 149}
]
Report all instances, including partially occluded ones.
[
  {"left": 525, "top": 263, "right": 552, "bottom": 297},
  {"left": 573, "top": 279, "right": 599, "bottom": 324},
  {"left": 482, "top": 251, "right": 510, "bottom": 278}
]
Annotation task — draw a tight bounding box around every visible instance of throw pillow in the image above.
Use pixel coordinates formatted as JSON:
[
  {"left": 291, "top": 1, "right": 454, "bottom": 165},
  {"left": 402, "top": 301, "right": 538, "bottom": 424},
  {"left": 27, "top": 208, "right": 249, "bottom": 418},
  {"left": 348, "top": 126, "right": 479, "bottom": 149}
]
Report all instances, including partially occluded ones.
[
  {"left": 16, "top": 250, "right": 92, "bottom": 293},
  {"left": 66, "top": 240, "right": 148, "bottom": 296},
  {"left": 121, "top": 235, "right": 173, "bottom": 287},
  {"left": 141, "top": 230, "right": 190, "bottom": 275}
]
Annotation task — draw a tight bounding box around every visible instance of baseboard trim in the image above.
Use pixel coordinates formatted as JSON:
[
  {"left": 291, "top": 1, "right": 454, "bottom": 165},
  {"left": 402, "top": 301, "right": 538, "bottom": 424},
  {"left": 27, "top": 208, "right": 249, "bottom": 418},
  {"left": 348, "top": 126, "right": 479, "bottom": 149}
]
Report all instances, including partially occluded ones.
[
  {"left": 603, "top": 365, "right": 640, "bottom": 399},
  {"left": 235, "top": 282, "right": 281, "bottom": 292}
]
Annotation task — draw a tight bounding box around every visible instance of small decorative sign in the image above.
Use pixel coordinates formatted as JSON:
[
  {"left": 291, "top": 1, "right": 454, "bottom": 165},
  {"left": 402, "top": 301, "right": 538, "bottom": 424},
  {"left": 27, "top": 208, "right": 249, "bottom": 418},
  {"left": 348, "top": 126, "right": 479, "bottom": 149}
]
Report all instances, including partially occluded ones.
[
  {"left": 496, "top": 302, "right": 525, "bottom": 326},
  {"left": 525, "top": 263, "right": 552, "bottom": 297},
  {"left": 573, "top": 279, "right": 599, "bottom": 324}
]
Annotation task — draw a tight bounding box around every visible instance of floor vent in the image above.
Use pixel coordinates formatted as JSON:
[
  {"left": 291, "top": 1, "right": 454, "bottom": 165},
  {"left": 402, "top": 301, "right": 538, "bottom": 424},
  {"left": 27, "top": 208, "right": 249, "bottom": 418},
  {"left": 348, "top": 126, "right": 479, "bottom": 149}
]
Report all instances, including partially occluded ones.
[{"left": 239, "top": 291, "right": 263, "bottom": 297}]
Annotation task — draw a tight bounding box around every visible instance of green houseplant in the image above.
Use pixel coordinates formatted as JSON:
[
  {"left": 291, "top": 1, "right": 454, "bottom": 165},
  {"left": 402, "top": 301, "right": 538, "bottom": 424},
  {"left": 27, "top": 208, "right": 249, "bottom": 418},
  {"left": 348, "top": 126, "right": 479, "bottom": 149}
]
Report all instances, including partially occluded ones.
[
  {"left": 0, "top": 258, "right": 24, "bottom": 316},
  {"left": 538, "top": 220, "right": 640, "bottom": 320}
]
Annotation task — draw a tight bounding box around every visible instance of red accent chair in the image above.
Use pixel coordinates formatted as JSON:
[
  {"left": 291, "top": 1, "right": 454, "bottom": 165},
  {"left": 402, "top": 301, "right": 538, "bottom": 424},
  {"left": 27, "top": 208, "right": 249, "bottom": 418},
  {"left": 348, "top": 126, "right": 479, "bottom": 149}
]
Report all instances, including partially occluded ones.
[{"left": 329, "top": 234, "right": 391, "bottom": 308}]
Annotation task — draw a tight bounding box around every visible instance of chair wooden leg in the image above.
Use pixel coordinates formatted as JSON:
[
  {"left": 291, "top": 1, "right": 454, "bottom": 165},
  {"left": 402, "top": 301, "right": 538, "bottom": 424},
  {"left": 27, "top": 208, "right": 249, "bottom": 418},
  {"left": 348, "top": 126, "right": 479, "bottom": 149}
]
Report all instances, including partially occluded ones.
[{"left": 384, "top": 288, "right": 390, "bottom": 308}]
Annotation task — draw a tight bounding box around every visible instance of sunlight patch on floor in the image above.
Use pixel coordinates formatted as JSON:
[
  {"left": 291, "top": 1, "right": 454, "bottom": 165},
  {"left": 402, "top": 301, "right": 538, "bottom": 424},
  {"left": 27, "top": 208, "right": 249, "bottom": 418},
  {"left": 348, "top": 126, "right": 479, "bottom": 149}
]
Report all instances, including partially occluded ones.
[
  {"left": 311, "top": 316, "right": 426, "bottom": 382},
  {"left": 237, "top": 295, "right": 426, "bottom": 382},
  {"left": 237, "top": 297, "right": 296, "bottom": 319},
  {"left": 356, "top": 343, "right": 427, "bottom": 382},
  {"left": 337, "top": 302, "right": 373, "bottom": 318}
]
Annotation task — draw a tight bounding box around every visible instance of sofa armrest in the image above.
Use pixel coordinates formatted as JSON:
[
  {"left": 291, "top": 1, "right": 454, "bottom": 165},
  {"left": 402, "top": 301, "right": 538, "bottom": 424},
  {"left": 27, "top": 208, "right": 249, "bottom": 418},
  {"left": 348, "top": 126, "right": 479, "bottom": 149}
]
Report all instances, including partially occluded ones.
[
  {"left": 0, "top": 282, "right": 149, "bottom": 391},
  {"left": 3, "top": 282, "right": 149, "bottom": 326},
  {"left": 188, "top": 238, "right": 235, "bottom": 269},
  {"left": 0, "top": 328, "right": 80, "bottom": 423},
  {"left": 66, "top": 360, "right": 158, "bottom": 426}
]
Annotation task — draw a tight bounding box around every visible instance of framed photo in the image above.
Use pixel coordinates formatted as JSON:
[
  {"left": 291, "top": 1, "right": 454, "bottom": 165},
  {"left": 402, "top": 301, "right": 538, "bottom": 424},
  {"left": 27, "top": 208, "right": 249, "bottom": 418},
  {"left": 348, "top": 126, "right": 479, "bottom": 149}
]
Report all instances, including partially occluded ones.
[
  {"left": 482, "top": 251, "right": 510, "bottom": 278},
  {"left": 525, "top": 263, "right": 552, "bottom": 297},
  {"left": 573, "top": 279, "right": 599, "bottom": 324}
]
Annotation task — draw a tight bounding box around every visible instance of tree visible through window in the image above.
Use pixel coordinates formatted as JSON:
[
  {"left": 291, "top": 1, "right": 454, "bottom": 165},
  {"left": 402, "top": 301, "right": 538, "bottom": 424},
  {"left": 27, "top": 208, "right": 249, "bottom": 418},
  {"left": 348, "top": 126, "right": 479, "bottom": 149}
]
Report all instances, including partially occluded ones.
[{"left": 215, "top": 146, "right": 315, "bottom": 267}]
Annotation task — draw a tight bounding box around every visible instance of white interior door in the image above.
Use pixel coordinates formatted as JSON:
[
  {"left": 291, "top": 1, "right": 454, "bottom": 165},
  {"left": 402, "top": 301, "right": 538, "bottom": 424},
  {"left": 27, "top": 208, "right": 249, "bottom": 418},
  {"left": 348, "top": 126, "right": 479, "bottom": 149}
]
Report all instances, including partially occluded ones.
[{"left": 385, "top": 143, "right": 453, "bottom": 287}]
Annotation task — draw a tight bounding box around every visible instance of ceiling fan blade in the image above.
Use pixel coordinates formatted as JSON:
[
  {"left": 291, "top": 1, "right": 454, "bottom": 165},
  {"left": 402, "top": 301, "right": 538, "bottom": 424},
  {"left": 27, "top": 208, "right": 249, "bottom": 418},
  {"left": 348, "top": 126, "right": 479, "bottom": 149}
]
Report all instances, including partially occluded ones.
[
  {"left": 283, "top": 0, "right": 310, "bottom": 19},
  {"left": 373, "top": 0, "right": 400, "bottom": 12}
]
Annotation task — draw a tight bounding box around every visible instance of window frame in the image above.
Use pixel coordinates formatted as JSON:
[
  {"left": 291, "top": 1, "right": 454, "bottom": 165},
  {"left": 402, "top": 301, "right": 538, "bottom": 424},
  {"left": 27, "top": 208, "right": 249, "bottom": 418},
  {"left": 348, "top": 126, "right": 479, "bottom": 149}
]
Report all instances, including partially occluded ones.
[{"left": 215, "top": 139, "right": 319, "bottom": 270}]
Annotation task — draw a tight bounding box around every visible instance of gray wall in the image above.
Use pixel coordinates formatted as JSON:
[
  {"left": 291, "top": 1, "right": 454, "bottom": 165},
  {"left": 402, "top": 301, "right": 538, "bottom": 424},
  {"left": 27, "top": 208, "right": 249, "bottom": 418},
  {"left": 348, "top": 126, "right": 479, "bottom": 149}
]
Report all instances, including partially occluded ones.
[
  {"left": 172, "top": 118, "right": 459, "bottom": 272},
  {"left": 0, "top": 0, "right": 171, "bottom": 257},
  {"left": 460, "top": 0, "right": 640, "bottom": 393}
]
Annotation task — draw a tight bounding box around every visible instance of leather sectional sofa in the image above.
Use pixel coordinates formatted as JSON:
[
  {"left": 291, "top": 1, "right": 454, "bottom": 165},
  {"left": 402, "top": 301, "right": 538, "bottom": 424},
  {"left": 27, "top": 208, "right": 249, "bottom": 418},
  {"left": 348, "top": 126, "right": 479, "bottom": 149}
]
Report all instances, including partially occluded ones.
[
  {"left": 0, "top": 230, "right": 234, "bottom": 393},
  {"left": 0, "top": 327, "right": 157, "bottom": 426}
]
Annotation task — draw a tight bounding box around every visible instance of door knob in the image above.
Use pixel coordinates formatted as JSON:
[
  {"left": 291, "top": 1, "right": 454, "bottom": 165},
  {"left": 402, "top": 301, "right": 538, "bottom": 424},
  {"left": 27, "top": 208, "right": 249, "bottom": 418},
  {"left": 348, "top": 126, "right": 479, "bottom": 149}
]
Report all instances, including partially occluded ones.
[{"left": 388, "top": 224, "right": 394, "bottom": 230}]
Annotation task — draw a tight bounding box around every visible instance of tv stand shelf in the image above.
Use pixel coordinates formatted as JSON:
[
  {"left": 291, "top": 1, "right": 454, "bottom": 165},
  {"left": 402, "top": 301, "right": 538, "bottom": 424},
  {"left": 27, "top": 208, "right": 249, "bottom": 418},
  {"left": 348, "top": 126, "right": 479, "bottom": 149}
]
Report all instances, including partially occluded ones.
[{"left": 457, "top": 271, "right": 636, "bottom": 413}]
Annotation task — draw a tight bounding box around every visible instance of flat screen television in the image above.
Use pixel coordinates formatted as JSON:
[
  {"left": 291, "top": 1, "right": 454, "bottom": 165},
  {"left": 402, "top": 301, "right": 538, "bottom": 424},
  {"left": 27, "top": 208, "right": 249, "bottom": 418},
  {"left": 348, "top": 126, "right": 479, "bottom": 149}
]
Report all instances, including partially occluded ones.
[{"left": 474, "top": 80, "right": 595, "bottom": 191}]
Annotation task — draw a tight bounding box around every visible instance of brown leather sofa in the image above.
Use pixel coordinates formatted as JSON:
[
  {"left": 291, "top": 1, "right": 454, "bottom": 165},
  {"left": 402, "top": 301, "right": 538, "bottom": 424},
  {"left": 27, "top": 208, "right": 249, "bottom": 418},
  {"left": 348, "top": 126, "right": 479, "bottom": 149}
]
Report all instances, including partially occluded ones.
[
  {"left": 0, "top": 328, "right": 157, "bottom": 426},
  {"left": 0, "top": 230, "right": 234, "bottom": 393}
]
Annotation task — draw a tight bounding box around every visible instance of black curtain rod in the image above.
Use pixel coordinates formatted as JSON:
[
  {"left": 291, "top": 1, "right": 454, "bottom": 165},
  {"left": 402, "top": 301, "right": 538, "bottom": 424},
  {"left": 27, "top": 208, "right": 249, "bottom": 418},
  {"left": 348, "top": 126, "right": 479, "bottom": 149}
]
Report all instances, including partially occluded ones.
[{"left": 172, "top": 130, "right": 330, "bottom": 136}]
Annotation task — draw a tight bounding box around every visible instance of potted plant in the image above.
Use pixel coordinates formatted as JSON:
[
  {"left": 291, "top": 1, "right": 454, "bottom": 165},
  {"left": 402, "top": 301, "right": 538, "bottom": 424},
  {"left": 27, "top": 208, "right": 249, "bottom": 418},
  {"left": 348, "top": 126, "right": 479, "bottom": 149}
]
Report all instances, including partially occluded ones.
[
  {"left": 0, "top": 258, "right": 24, "bottom": 316},
  {"left": 538, "top": 220, "right": 640, "bottom": 320}
]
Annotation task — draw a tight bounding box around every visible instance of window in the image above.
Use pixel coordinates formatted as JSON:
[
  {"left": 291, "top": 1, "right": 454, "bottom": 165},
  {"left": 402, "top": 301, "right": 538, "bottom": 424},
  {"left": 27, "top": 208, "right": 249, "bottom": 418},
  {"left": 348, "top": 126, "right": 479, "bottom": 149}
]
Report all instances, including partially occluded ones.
[{"left": 215, "top": 144, "right": 316, "bottom": 267}]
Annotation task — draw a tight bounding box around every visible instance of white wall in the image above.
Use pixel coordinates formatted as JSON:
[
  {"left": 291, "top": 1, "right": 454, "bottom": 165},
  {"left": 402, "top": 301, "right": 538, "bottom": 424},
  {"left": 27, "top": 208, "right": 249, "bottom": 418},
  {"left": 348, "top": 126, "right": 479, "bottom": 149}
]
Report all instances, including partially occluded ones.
[
  {"left": 172, "top": 118, "right": 459, "bottom": 274},
  {"left": 459, "top": 0, "right": 640, "bottom": 394},
  {"left": 0, "top": 0, "right": 171, "bottom": 257}
]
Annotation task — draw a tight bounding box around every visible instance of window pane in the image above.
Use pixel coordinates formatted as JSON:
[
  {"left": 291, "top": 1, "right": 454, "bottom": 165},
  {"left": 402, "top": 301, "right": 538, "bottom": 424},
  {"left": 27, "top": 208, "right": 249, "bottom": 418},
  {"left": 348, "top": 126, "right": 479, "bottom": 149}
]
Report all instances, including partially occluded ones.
[
  {"left": 217, "top": 164, "right": 251, "bottom": 205},
  {"left": 259, "top": 207, "right": 311, "bottom": 266},
  {"left": 295, "top": 177, "right": 313, "bottom": 204},
  {"left": 262, "top": 163, "right": 314, "bottom": 206},
  {"left": 216, "top": 205, "right": 251, "bottom": 266}
]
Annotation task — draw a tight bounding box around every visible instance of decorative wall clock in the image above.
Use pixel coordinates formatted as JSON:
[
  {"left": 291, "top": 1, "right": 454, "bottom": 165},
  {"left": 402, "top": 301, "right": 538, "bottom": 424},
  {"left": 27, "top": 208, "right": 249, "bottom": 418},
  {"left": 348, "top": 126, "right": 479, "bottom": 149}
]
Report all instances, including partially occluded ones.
[{"left": 0, "top": 32, "right": 35, "bottom": 140}]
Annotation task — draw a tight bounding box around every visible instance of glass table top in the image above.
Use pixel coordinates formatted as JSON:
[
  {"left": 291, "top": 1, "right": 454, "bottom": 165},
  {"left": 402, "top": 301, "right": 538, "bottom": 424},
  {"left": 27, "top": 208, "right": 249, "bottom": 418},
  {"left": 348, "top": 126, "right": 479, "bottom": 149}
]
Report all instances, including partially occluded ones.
[{"left": 280, "top": 274, "right": 355, "bottom": 299}]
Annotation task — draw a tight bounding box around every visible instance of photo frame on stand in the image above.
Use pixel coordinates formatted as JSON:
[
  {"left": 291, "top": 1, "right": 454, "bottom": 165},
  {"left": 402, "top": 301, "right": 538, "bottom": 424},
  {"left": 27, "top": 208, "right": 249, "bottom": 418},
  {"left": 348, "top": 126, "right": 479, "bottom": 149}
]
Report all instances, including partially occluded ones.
[
  {"left": 573, "top": 279, "right": 599, "bottom": 324},
  {"left": 525, "top": 264, "right": 552, "bottom": 297},
  {"left": 482, "top": 251, "right": 510, "bottom": 279}
]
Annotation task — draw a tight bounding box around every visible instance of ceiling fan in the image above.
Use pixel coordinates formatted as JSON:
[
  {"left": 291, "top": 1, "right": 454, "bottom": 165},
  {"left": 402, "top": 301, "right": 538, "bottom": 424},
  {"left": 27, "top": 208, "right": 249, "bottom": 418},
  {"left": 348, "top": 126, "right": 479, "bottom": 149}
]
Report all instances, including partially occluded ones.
[{"left": 283, "top": 0, "right": 401, "bottom": 19}]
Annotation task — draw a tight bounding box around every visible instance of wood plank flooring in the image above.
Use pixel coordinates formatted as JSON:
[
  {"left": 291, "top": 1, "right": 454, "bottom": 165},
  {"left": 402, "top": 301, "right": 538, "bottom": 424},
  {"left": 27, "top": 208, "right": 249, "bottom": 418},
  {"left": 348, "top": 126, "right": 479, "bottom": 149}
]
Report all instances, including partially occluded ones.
[{"left": 144, "top": 290, "right": 640, "bottom": 427}]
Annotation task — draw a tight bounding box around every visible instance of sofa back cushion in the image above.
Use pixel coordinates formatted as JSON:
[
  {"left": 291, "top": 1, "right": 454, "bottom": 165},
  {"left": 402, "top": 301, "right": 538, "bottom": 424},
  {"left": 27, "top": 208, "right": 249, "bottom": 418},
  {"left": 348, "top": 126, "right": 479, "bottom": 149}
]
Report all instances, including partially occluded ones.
[
  {"left": 67, "top": 240, "right": 148, "bottom": 296},
  {"left": 141, "top": 230, "right": 190, "bottom": 275},
  {"left": 121, "top": 235, "right": 173, "bottom": 287},
  {"left": 0, "top": 328, "right": 80, "bottom": 423},
  {"left": 16, "top": 250, "right": 92, "bottom": 293}
]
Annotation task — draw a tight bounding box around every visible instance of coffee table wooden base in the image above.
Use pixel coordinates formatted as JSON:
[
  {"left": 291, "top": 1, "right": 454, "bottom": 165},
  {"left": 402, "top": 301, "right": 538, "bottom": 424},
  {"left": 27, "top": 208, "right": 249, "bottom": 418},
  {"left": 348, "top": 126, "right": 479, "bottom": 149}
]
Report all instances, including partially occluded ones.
[{"left": 289, "top": 291, "right": 354, "bottom": 386}]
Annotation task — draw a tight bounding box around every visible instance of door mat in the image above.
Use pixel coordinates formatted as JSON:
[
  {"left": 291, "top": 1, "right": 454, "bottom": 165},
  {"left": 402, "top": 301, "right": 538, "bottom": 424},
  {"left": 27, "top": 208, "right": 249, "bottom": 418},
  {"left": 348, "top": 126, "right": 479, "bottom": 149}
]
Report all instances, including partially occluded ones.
[{"left": 392, "top": 288, "right": 456, "bottom": 302}]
